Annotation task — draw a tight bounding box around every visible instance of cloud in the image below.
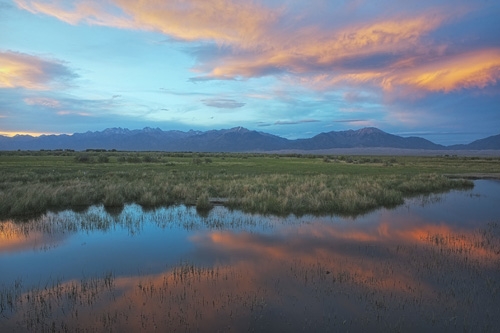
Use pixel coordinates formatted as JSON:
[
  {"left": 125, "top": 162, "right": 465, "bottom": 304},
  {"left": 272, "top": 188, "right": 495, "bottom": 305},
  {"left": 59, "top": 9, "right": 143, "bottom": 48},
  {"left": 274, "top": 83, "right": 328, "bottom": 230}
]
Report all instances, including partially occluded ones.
[
  {"left": 0, "top": 50, "right": 77, "bottom": 90},
  {"left": 332, "top": 119, "right": 366, "bottom": 123},
  {"left": 274, "top": 119, "right": 320, "bottom": 126},
  {"left": 189, "top": 11, "right": 452, "bottom": 82},
  {"left": 1, "top": 89, "right": 121, "bottom": 126},
  {"left": 303, "top": 48, "right": 500, "bottom": 96},
  {"left": 343, "top": 91, "right": 377, "bottom": 103},
  {"left": 14, "top": 1, "right": 500, "bottom": 102},
  {"left": 56, "top": 110, "right": 92, "bottom": 117},
  {"left": 14, "top": 0, "right": 277, "bottom": 44},
  {"left": 23, "top": 97, "right": 61, "bottom": 108},
  {"left": 159, "top": 88, "right": 210, "bottom": 97},
  {"left": 392, "top": 49, "right": 500, "bottom": 92},
  {"left": 188, "top": 75, "right": 237, "bottom": 83},
  {"left": 14, "top": 2, "right": 447, "bottom": 72},
  {"left": 202, "top": 98, "right": 245, "bottom": 109}
]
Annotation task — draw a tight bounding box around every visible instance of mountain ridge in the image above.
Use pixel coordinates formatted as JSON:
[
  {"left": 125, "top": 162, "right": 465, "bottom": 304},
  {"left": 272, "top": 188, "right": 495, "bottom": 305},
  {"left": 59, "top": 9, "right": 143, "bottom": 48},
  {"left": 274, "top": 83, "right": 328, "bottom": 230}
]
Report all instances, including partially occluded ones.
[{"left": 0, "top": 127, "right": 499, "bottom": 152}]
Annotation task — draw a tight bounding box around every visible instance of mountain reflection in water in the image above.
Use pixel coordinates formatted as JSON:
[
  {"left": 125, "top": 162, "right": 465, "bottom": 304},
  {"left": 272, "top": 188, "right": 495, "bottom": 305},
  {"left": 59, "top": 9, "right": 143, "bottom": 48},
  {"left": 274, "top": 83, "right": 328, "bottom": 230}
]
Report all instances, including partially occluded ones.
[{"left": 1, "top": 180, "right": 499, "bottom": 332}]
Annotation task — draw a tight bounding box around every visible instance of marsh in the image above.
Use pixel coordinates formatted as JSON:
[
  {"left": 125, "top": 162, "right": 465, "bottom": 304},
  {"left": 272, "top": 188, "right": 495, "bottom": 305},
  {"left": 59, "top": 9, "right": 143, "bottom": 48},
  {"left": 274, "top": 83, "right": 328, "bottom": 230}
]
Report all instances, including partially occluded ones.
[{"left": 1, "top": 180, "right": 499, "bottom": 332}]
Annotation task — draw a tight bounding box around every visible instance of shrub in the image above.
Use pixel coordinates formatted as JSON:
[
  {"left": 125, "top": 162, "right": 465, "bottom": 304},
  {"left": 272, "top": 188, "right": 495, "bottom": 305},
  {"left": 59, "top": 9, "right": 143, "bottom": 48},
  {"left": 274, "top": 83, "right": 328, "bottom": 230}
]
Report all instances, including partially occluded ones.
[
  {"left": 97, "top": 155, "right": 109, "bottom": 163},
  {"left": 75, "top": 153, "right": 93, "bottom": 163},
  {"left": 143, "top": 155, "right": 157, "bottom": 163},
  {"left": 127, "top": 156, "right": 142, "bottom": 163}
]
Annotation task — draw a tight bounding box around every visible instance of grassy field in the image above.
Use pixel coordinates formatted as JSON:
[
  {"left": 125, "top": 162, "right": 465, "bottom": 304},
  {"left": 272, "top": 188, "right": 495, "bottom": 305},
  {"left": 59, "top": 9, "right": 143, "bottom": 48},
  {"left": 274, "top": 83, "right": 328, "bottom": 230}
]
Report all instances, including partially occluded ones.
[{"left": 1, "top": 150, "right": 498, "bottom": 219}]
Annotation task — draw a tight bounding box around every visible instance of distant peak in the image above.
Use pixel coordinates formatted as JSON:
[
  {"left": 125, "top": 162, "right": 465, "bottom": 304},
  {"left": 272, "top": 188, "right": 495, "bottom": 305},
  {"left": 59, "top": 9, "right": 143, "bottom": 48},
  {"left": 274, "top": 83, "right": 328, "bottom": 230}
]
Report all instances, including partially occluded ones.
[
  {"left": 142, "top": 127, "right": 163, "bottom": 133},
  {"left": 102, "top": 127, "right": 131, "bottom": 135},
  {"left": 229, "top": 126, "right": 249, "bottom": 132},
  {"left": 356, "top": 127, "right": 384, "bottom": 134}
]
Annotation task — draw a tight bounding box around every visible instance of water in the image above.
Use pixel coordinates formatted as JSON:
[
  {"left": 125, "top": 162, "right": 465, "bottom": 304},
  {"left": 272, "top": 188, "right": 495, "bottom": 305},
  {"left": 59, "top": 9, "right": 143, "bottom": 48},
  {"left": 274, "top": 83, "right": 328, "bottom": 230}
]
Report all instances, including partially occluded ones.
[{"left": 1, "top": 180, "right": 499, "bottom": 332}]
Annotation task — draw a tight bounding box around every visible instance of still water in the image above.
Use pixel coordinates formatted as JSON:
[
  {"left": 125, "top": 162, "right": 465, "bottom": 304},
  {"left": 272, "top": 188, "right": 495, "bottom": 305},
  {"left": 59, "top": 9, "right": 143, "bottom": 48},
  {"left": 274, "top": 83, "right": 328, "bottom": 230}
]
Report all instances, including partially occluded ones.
[{"left": 1, "top": 180, "right": 499, "bottom": 332}]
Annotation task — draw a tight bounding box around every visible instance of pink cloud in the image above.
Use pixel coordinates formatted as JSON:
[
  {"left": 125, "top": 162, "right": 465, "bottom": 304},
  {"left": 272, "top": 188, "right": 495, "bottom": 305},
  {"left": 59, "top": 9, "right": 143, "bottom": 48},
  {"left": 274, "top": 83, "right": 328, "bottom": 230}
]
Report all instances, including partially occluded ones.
[
  {"left": 15, "top": 0, "right": 278, "bottom": 45},
  {"left": 14, "top": 1, "right": 500, "bottom": 96},
  {"left": 57, "top": 110, "right": 92, "bottom": 116},
  {"left": 0, "top": 50, "right": 76, "bottom": 90}
]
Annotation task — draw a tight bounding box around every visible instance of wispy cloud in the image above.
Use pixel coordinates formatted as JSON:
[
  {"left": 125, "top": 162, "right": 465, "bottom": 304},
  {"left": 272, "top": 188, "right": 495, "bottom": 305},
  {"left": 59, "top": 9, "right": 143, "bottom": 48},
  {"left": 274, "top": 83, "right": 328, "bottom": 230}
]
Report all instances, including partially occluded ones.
[
  {"left": 202, "top": 98, "right": 245, "bottom": 109},
  {"left": 56, "top": 110, "right": 92, "bottom": 116},
  {"left": 0, "top": 50, "right": 77, "bottom": 90},
  {"left": 196, "top": 13, "right": 448, "bottom": 79},
  {"left": 332, "top": 119, "right": 366, "bottom": 123},
  {"left": 257, "top": 119, "right": 321, "bottom": 128},
  {"left": 14, "top": 0, "right": 277, "bottom": 44},
  {"left": 391, "top": 49, "right": 500, "bottom": 93},
  {"left": 23, "top": 97, "right": 61, "bottom": 108},
  {"left": 274, "top": 119, "right": 320, "bottom": 126},
  {"left": 159, "top": 88, "right": 210, "bottom": 97},
  {"left": 14, "top": 1, "right": 500, "bottom": 96}
]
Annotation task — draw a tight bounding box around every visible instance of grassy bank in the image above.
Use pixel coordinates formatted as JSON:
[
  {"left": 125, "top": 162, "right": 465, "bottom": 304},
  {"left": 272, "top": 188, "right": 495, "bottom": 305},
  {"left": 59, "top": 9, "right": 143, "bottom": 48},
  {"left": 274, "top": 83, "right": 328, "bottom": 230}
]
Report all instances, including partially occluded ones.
[{"left": 1, "top": 151, "right": 497, "bottom": 219}]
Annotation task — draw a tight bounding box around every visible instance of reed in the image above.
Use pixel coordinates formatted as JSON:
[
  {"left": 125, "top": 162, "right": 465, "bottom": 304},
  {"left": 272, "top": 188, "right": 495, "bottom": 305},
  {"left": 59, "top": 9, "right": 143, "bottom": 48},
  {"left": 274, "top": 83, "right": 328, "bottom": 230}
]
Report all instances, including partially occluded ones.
[{"left": 0, "top": 152, "right": 494, "bottom": 218}]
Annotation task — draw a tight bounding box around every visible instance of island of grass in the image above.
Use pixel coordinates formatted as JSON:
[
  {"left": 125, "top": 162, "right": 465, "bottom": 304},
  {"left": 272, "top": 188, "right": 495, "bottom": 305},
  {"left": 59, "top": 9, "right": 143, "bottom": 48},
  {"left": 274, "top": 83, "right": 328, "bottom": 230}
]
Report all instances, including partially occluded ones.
[{"left": 1, "top": 151, "right": 499, "bottom": 219}]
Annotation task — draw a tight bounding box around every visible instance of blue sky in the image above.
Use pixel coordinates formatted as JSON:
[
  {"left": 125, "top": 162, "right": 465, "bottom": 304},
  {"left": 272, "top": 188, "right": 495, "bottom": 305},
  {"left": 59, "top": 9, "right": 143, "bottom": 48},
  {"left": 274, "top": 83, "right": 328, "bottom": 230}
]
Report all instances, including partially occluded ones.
[{"left": 1, "top": 0, "right": 499, "bottom": 145}]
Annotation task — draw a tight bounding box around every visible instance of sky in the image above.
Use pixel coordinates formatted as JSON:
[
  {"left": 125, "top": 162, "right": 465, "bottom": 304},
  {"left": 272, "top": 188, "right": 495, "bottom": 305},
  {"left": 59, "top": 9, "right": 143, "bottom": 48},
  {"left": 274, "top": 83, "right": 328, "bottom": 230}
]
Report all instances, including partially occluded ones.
[{"left": 0, "top": 0, "right": 499, "bottom": 145}]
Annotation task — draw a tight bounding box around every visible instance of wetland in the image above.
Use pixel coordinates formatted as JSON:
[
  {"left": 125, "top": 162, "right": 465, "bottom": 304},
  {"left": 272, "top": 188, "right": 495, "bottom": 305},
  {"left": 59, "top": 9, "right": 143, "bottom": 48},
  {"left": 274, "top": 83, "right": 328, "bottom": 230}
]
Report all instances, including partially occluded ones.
[{"left": 1, "top": 152, "right": 499, "bottom": 331}]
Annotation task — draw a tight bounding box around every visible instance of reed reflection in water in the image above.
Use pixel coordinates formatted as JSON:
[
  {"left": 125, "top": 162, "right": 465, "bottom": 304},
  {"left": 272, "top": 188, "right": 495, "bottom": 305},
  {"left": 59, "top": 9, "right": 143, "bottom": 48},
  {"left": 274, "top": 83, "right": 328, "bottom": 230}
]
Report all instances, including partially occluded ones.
[{"left": 0, "top": 180, "right": 499, "bottom": 332}]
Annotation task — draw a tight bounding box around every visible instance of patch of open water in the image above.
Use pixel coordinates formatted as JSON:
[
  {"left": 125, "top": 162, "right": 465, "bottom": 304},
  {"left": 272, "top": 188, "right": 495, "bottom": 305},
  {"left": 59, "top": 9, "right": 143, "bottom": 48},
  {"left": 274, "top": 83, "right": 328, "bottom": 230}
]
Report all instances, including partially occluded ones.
[{"left": 1, "top": 180, "right": 499, "bottom": 332}]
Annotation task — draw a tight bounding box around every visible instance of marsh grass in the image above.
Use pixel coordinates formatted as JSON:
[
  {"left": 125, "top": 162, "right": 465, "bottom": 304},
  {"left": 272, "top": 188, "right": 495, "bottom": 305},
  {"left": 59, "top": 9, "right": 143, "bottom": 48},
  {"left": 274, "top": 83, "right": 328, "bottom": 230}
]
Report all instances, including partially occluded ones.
[
  {"left": 0, "top": 152, "right": 495, "bottom": 219},
  {"left": 195, "top": 192, "right": 212, "bottom": 212}
]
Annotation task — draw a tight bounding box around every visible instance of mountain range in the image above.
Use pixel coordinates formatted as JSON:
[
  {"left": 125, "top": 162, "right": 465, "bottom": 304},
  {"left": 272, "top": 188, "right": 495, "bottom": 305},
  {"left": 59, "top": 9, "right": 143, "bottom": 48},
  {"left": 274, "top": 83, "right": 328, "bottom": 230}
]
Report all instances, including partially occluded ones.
[{"left": 0, "top": 127, "right": 499, "bottom": 152}]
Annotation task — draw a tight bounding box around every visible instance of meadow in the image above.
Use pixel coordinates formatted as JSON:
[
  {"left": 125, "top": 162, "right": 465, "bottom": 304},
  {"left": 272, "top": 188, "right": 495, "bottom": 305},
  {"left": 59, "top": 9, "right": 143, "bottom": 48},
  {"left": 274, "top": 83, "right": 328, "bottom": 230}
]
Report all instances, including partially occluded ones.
[{"left": 1, "top": 150, "right": 498, "bottom": 219}]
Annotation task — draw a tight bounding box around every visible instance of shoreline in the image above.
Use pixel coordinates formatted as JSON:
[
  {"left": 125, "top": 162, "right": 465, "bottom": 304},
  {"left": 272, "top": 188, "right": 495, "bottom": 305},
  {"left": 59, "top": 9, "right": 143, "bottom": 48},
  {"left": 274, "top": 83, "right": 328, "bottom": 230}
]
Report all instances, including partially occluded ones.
[{"left": 444, "top": 173, "right": 500, "bottom": 180}]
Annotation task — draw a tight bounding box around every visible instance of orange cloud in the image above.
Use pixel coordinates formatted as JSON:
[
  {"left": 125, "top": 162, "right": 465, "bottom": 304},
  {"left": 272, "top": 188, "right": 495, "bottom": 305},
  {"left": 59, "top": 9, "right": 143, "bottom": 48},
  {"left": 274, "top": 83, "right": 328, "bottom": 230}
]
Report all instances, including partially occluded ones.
[
  {"left": 15, "top": 1, "right": 499, "bottom": 95},
  {"left": 0, "top": 50, "right": 75, "bottom": 90},
  {"left": 14, "top": 0, "right": 133, "bottom": 28},
  {"left": 394, "top": 49, "right": 500, "bottom": 92},
  {"left": 14, "top": 2, "right": 445, "bottom": 66},
  {"left": 196, "top": 13, "right": 448, "bottom": 80},
  {"left": 296, "top": 15, "right": 444, "bottom": 67},
  {"left": 300, "top": 48, "right": 500, "bottom": 95},
  {"left": 15, "top": 0, "right": 277, "bottom": 46}
]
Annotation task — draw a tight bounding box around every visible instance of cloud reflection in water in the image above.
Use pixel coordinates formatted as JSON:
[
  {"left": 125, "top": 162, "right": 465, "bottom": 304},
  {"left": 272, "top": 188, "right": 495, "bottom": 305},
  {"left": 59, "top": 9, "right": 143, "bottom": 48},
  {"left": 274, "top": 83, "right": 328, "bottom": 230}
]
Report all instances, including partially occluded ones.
[{"left": 0, "top": 181, "right": 499, "bottom": 331}]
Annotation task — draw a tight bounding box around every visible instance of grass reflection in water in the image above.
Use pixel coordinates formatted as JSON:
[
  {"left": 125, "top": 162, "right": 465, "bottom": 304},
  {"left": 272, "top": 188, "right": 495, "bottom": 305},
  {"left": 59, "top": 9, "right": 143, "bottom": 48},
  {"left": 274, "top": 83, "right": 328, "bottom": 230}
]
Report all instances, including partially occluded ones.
[{"left": 1, "top": 202, "right": 499, "bottom": 332}]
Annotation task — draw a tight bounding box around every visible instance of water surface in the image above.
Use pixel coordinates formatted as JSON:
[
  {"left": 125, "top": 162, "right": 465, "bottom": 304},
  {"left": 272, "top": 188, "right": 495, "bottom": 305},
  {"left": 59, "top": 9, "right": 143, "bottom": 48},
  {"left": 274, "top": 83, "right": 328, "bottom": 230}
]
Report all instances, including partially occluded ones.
[{"left": 1, "top": 180, "right": 499, "bottom": 332}]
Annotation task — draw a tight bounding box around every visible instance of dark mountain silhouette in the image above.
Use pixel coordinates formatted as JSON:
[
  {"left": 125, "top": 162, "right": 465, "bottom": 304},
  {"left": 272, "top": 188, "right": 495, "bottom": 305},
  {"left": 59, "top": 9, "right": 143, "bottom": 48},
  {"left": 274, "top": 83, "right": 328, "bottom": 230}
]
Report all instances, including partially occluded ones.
[
  {"left": 172, "top": 127, "right": 289, "bottom": 152},
  {"left": 448, "top": 133, "right": 500, "bottom": 150},
  {"left": 0, "top": 127, "right": 498, "bottom": 151},
  {"left": 291, "top": 127, "right": 443, "bottom": 150}
]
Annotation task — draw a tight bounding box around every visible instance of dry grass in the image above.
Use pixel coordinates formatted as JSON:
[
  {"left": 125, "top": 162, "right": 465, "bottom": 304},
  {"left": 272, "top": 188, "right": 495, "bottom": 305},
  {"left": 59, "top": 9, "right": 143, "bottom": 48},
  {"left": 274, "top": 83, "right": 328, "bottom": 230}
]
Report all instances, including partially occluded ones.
[{"left": 0, "top": 152, "right": 492, "bottom": 218}]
